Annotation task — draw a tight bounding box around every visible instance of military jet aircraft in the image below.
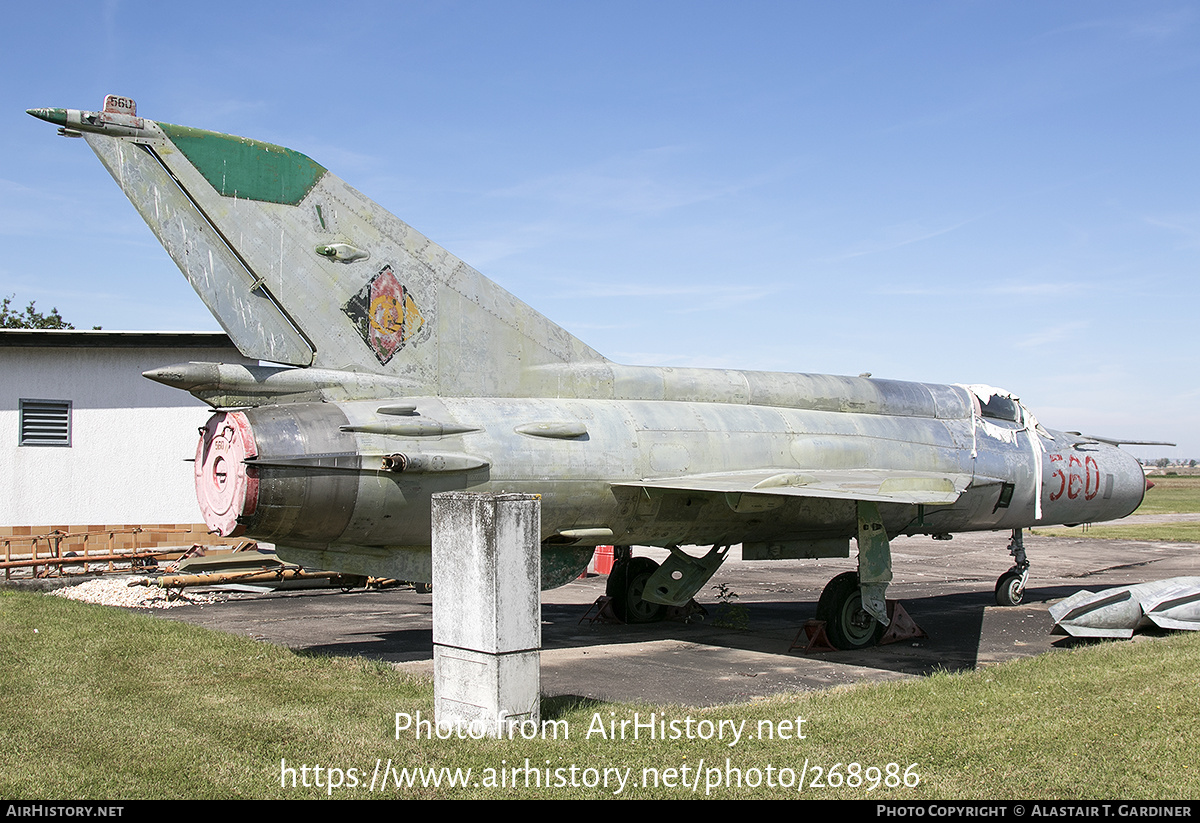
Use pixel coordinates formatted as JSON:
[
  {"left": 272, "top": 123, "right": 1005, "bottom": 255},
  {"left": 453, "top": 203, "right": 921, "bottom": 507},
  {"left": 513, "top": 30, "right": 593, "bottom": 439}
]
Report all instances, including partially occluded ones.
[{"left": 29, "top": 96, "right": 1158, "bottom": 648}]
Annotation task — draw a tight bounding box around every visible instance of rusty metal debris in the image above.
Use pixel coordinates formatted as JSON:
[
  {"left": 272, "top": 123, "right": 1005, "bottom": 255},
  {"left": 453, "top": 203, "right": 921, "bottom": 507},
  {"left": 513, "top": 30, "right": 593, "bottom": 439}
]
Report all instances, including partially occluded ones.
[
  {"left": 2, "top": 527, "right": 194, "bottom": 578},
  {"left": 136, "top": 567, "right": 366, "bottom": 595},
  {"left": 136, "top": 543, "right": 370, "bottom": 595}
]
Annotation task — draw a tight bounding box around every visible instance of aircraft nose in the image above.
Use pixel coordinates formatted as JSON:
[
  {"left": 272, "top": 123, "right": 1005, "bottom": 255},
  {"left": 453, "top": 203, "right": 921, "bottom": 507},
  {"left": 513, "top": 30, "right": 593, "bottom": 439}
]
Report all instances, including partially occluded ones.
[
  {"left": 1110, "top": 444, "right": 1152, "bottom": 518},
  {"left": 1045, "top": 440, "right": 1149, "bottom": 523}
]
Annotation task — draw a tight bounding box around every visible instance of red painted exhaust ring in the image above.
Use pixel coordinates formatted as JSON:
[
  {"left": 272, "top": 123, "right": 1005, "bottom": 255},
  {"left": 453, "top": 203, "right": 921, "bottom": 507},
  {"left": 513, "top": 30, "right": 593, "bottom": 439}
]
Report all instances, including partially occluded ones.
[{"left": 195, "top": 411, "right": 259, "bottom": 537}]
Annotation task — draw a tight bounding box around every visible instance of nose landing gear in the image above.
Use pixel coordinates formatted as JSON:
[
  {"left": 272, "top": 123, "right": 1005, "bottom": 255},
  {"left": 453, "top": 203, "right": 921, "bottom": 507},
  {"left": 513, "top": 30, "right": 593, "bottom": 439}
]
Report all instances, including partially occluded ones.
[{"left": 995, "top": 528, "right": 1029, "bottom": 607}]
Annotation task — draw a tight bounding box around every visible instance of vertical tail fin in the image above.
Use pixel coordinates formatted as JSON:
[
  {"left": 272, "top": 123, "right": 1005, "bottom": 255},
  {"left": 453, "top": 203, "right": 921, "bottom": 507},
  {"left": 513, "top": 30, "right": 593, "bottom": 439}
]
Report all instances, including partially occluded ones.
[{"left": 51, "top": 99, "right": 607, "bottom": 395}]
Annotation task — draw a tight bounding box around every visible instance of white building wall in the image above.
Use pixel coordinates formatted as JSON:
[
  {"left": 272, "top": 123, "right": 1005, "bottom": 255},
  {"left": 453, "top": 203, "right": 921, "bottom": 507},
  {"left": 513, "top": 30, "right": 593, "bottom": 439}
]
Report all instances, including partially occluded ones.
[{"left": 1, "top": 337, "right": 253, "bottom": 529}]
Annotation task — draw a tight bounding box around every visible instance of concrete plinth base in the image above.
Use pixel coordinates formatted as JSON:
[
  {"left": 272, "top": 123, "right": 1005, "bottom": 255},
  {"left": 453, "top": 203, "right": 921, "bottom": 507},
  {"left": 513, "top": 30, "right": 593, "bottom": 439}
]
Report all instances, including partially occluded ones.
[
  {"left": 433, "top": 646, "right": 540, "bottom": 736},
  {"left": 431, "top": 492, "right": 541, "bottom": 738}
]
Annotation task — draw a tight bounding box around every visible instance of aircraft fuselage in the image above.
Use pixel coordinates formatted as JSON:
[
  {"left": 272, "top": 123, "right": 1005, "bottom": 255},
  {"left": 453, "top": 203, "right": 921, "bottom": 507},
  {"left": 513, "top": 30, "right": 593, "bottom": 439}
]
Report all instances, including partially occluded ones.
[{"left": 193, "top": 378, "right": 1146, "bottom": 587}]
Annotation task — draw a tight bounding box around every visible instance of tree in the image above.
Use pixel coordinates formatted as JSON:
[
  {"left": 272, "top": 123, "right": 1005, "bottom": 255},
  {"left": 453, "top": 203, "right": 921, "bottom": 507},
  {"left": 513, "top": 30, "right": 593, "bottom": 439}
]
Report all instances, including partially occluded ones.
[{"left": 0, "top": 295, "right": 75, "bottom": 329}]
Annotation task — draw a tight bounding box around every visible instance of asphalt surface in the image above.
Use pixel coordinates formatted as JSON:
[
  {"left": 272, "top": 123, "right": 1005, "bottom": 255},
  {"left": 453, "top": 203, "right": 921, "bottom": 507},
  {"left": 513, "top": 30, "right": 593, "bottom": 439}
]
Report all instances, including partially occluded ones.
[{"left": 147, "top": 526, "right": 1200, "bottom": 707}]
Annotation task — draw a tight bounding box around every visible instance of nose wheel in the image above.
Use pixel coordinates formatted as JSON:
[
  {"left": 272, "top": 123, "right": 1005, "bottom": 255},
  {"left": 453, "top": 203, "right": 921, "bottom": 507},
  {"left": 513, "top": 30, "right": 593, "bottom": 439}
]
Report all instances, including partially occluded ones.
[
  {"left": 995, "top": 528, "right": 1030, "bottom": 607},
  {"left": 995, "top": 570, "right": 1027, "bottom": 606}
]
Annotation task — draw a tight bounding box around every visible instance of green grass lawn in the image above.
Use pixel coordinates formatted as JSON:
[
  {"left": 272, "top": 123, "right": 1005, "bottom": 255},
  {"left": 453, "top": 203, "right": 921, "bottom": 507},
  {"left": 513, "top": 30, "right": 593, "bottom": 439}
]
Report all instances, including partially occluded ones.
[
  {"left": 1133, "top": 475, "right": 1200, "bottom": 515},
  {"left": 1032, "top": 522, "right": 1200, "bottom": 541},
  {"left": 3, "top": 588, "right": 1198, "bottom": 799}
]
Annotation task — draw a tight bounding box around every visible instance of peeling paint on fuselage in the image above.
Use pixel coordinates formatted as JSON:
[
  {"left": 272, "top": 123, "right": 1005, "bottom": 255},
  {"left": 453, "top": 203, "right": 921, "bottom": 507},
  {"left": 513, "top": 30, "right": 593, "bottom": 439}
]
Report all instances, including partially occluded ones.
[{"left": 238, "top": 388, "right": 1145, "bottom": 573}]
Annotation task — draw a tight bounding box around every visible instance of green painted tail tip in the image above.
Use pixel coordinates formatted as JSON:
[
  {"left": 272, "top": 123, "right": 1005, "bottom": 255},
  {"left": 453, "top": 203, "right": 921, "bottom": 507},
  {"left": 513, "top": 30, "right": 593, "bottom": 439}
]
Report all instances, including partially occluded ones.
[{"left": 159, "top": 122, "right": 327, "bottom": 205}]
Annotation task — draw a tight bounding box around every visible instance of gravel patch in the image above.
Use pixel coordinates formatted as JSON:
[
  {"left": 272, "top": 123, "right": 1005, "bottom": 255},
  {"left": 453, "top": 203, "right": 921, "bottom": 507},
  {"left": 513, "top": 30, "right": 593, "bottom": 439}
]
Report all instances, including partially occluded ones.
[{"left": 48, "top": 577, "right": 230, "bottom": 609}]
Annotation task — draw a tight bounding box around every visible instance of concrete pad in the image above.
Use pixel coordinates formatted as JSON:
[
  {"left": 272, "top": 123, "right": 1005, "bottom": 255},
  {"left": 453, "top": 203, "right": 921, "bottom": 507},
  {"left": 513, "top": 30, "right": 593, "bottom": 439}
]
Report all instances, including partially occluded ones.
[{"left": 152, "top": 531, "right": 1200, "bottom": 706}]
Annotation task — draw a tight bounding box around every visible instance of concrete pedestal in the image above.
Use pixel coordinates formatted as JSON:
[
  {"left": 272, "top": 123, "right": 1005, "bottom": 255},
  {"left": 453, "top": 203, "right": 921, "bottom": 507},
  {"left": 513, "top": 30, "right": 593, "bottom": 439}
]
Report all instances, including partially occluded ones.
[{"left": 431, "top": 492, "right": 540, "bottom": 737}]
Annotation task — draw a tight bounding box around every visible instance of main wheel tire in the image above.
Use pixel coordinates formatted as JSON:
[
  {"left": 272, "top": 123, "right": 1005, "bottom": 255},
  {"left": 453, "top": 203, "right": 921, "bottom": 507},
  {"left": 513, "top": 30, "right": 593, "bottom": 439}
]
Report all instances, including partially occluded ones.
[
  {"left": 606, "top": 557, "right": 666, "bottom": 623},
  {"left": 816, "top": 572, "right": 884, "bottom": 650},
  {"left": 995, "top": 571, "right": 1024, "bottom": 606}
]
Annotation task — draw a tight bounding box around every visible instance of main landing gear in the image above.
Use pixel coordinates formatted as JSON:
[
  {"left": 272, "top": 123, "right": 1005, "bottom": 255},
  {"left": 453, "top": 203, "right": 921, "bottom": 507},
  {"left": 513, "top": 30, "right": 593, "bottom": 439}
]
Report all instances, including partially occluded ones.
[
  {"left": 995, "top": 528, "right": 1029, "bottom": 607},
  {"left": 605, "top": 544, "right": 731, "bottom": 624},
  {"left": 605, "top": 554, "right": 666, "bottom": 624},
  {"left": 605, "top": 502, "right": 899, "bottom": 651},
  {"left": 815, "top": 571, "right": 885, "bottom": 650},
  {"left": 605, "top": 551, "right": 892, "bottom": 649},
  {"left": 807, "top": 499, "right": 894, "bottom": 651}
]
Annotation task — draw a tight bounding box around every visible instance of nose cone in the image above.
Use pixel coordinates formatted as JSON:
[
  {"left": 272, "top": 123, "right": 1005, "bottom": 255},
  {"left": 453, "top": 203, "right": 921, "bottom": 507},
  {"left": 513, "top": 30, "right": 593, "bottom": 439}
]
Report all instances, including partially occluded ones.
[{"left": 27, "top": 107, "right": 67, "bottom": 126}]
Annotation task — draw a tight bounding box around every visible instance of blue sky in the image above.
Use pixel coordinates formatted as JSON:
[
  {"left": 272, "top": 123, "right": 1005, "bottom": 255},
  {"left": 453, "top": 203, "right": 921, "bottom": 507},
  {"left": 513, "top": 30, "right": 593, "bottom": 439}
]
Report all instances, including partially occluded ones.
[{"left": 3, "top": 1, "right": 1197, "bottom": 458}]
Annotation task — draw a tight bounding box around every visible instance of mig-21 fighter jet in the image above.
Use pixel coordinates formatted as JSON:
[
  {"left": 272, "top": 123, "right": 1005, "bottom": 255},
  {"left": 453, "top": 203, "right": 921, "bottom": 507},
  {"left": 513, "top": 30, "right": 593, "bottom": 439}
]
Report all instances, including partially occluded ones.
[{"left": 29, "top": 96, "right": 1159, "bottom": 648}]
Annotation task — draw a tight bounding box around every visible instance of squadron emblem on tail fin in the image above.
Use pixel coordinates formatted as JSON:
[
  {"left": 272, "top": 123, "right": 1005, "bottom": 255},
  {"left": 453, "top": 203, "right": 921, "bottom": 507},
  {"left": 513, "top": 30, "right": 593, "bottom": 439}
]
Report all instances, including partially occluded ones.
[{"left": 341, "top": 266, "right": 428, "bottom": 364}]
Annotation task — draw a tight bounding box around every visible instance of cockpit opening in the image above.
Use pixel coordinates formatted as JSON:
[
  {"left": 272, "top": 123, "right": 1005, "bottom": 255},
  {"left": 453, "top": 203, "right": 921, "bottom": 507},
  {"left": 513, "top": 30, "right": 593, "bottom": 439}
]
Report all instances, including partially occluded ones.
[{"left": 979, "top": 393, "right": 1020, "bottom": 423}]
